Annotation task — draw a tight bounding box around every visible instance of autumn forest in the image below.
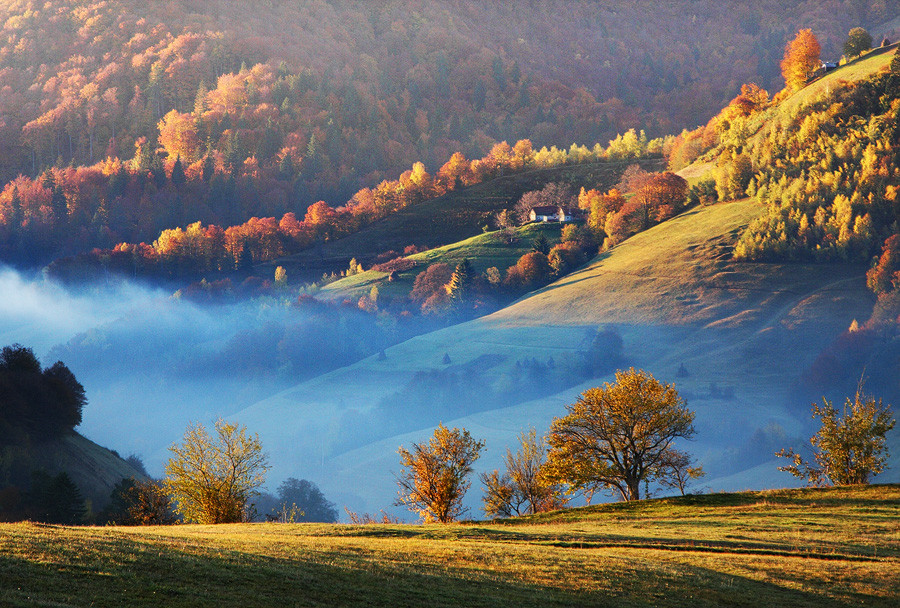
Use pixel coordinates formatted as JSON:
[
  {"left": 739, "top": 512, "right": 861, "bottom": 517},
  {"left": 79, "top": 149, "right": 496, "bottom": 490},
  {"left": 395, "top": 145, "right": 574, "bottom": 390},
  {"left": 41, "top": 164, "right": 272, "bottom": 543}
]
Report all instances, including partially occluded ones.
[{"left": 0, "top": 0, "right": 895, "bottom": 279}]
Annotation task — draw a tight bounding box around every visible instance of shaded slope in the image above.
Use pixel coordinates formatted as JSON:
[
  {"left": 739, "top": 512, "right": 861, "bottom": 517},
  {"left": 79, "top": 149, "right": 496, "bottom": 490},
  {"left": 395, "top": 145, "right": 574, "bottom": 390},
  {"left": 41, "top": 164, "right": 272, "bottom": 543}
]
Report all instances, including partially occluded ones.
[{"left": 234, "top": 199, "right": 883, "bottom": 514}]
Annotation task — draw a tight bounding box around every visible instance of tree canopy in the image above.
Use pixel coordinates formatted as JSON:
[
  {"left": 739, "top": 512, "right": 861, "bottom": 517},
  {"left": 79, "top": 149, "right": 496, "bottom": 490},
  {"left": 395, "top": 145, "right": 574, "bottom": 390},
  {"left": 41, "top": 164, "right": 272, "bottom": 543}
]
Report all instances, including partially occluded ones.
[
  {"left": 164, "top": 418, "right": 270, "bottom": 523},
  {"left": 396, "top": 423, "right": 485, "bottom": 523},
  {"left": 544, "top": 368, "right": 699, "bottom": 501},
  {"left": 778, "top": 388, "right": 895, "bottom": 486},
  {"left": 781, "top": 29, "right": 822, "bottom": 92},
  {"left": 0, "top": 344, "right": 86, "bottom": 441}
]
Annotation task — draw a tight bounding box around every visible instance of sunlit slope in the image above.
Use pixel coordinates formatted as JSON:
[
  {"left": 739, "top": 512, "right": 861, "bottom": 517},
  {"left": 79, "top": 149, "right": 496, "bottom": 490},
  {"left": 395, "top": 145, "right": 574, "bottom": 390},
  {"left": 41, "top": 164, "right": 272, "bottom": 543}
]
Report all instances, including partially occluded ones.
[
  {"left": 266, "top": 158, "right": 661, "bottom": 278},
  {"left": 235, "top": 199, "right": 882, "bottom": 513},
  {"left": 318, "top": 223, "right": 563, "bottom": 303},
  {"left": 1, "top": 485, "right": 898, "bottom": 607}
]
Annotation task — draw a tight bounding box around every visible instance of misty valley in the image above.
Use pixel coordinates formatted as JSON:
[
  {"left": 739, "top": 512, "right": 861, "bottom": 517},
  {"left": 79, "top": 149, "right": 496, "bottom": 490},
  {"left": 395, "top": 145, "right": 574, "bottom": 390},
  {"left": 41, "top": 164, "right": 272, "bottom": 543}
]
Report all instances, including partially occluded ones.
[{"left": 1, "top": 2, "right": 900, "bottom": 606}]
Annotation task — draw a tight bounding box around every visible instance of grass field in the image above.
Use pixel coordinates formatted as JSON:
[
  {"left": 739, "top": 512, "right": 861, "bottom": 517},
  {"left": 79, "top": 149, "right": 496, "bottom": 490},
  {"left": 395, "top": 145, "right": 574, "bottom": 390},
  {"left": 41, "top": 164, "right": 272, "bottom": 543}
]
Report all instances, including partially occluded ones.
[
  {"left": 318, "top": 222, "right": 563, "bottom": 302},
  {"left": 1, "top": 485, "right": 897, "bottom": 607}
]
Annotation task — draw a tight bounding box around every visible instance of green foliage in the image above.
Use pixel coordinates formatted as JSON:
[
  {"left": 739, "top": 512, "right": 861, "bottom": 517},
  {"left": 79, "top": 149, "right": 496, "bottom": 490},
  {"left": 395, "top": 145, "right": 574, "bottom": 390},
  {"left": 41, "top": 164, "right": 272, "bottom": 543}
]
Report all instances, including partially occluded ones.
[
  {"left": 844, "top": 27, "right": 873, "bottom": 58},
  {"left": 778, "top": 388, "right": 895, "bottom": 486},
  {"left": 28, "top": 471, "right": 86, "bottom": 524},
  {"left": 544, "top": 368, "right": 697, "bottom": 501},
  {"left": 164, "top": 418, "right": 270, "bottom": 524},
  {"left": 530, "top": 233, "right": 550, "bottom": 255},
  {"left": 0, "top": 344, "right": 86, "bottom": 441}
]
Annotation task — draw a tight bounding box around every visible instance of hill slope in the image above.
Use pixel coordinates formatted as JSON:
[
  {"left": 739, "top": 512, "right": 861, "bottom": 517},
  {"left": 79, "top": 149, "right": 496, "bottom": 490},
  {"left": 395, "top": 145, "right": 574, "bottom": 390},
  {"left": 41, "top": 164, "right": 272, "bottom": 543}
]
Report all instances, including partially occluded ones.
[
  {"left": 267, "top": 157, "right": 661, "bottom": 279},
  {"left": 2, "top": 431, "right": 146, "bottom": 514},
  {"left": 232, "top": 198, "right": 884, "bottom": 514},
  {"left": 1, "top": 485, "right": 897, "bottom": 607}
]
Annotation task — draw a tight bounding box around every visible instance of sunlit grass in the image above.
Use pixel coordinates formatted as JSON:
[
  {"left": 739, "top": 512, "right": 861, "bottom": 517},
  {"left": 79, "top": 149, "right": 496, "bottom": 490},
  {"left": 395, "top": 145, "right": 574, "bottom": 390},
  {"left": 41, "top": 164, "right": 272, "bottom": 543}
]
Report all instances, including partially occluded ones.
[
  {"left": 1, "top": 485, "right": 897, "bottom": 607},
  {"left": 321, "top": 222, "right": 562, "bottom": 301}
]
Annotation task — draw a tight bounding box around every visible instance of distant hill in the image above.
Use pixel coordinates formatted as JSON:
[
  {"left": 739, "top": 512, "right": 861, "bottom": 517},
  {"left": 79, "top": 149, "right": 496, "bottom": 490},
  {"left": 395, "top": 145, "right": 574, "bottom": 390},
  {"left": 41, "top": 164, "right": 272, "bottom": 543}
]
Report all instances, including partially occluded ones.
[{"left": 267, "top": 157, "right": 662, "bottom": 280}]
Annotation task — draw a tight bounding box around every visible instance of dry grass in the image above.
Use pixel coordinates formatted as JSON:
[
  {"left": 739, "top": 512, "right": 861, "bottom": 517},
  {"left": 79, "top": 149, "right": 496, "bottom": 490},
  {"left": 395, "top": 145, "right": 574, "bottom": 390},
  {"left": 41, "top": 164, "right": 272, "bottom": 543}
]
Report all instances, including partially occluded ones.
[{"left": 1, "top": 485, "right": 898, "bottom": 607}]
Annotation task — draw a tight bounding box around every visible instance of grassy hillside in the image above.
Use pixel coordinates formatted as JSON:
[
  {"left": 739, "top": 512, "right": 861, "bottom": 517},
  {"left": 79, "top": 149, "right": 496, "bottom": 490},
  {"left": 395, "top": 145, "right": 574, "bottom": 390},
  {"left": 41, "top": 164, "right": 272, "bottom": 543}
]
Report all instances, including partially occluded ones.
[
  {"left": 267, "top": 158, "right": 661, "bottom": 279},
  {"left": 1, "top": 485, "right": 897, "bottom": 607},
  {"left": 318, "top": 222, "right": 563, "bottom": 303},
  {"left": 2, "top": 431, "right": 145, "bottom": 514},
  {"left": 233, "top": 198, "right": 886, "bottom": 515}
]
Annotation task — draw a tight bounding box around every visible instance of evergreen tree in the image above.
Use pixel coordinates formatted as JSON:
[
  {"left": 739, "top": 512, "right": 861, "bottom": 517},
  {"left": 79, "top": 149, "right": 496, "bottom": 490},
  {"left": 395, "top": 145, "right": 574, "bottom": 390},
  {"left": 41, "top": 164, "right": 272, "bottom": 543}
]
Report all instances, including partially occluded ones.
[
  {"left": 9, "top": 186, "right": 22, "bottom": 227},
  {"left": 170, "top": 155, "right": 186, "bottom": 188},
  {"left": 446, "top": 258, "right": 473, "bottom": 303},
  {"left": 531, "top": 233, "right": 551, "bottom": 255},
  {"left": 30, "top": 471, "right": 86, "bottom": 524},
  {"left": 193, "top": 80, "right": 209, "bottom": 116}
]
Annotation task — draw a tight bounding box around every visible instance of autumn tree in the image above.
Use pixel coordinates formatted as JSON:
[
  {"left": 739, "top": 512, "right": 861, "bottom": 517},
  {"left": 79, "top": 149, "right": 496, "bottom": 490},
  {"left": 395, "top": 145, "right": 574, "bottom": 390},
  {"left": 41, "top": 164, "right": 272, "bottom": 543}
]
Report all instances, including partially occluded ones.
[
  {"left": 158, "top": 110, "right": 201, "bottom": 163},
  {"left": 480, "top": 428, "right": 567, "bottom": 518},
  {"left": 656, "top": 449, "right": 705, "bottom": 496},
  {"left": 866, "top": 234, "right": 900, "bottom": 294},
  {"left": 164, "top": 418, "right": 270, "bottom": 524},
  {"left": 105, "top": 478, "right": 178, "bottom": 525},
  {"left": 781, "top": 29, "right": 822, "bottom": 92},
  {"left": 844, "top": 27, "right": 873, "bottom": 58},
  {"left": 777, "top": 388, "right": 895, "bottom": 486},
  {"left": 543, "top": 368, "right": 698, "bottom": 501},
  {"left": 395, "top": 423, "right": 485, "bottom": 523}
]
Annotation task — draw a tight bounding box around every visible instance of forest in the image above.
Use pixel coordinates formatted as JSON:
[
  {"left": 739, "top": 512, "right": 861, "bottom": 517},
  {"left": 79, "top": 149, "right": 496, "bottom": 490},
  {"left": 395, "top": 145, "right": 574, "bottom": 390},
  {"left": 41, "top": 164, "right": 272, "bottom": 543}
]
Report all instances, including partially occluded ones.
[{"left": 0, "top": 0, "right": 894, "bottom": 273}]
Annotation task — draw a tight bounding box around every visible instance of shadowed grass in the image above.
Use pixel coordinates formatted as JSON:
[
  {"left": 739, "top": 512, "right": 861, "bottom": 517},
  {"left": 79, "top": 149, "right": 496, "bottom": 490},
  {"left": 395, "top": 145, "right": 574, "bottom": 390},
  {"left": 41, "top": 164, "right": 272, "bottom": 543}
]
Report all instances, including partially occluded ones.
[{"left": 1, "top": 485, "right": 897, "bottom": 607}]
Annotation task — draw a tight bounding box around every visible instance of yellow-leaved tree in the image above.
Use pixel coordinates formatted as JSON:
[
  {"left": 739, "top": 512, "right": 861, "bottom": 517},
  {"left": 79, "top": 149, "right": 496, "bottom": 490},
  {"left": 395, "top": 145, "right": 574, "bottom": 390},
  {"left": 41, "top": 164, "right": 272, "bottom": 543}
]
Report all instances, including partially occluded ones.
[
  {"left": 396, "top": 423, "right": 485, "bottom": 523},
  {"left": 781, "top": 29, "right": 822, "bottom": 92},
  {"left": 543, "top": 368, "right": 701, "bottom": 501},
  {"left": 777, "top": 387, "right": 895, "bottom": 486},
  {"left": 164, "top": 418, "right": 270, "bottom": 523}
]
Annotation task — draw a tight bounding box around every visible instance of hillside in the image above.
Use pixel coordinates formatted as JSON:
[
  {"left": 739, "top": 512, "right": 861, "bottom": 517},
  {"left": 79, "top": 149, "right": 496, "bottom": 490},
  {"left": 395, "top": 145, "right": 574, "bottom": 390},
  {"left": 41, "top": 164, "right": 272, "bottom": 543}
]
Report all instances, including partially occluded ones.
[
  {"left": 1, "top": 431, "right": 146, "bottom": 514},
  {"left": 266, "top": 157, "right": 662, "bottom": 280},
  {"left": 317, "top": 223, "right": 564, "bottom": 304},
  {"left": 231, "top": 197, "right": 883, "bottom": 514},
  {"left": 0, "top": 1, "right": 897, "bottom": 271},
  {"left": 1, "top": 485, "right": 897, "bottom": 607}
]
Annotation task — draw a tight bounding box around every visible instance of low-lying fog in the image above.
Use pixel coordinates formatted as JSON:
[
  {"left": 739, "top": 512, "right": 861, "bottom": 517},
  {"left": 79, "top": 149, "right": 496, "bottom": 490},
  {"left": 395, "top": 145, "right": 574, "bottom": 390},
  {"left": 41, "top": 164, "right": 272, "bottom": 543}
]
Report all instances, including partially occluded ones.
[{"left": 2, "top": 265, "right": 896, "bottom": 521}]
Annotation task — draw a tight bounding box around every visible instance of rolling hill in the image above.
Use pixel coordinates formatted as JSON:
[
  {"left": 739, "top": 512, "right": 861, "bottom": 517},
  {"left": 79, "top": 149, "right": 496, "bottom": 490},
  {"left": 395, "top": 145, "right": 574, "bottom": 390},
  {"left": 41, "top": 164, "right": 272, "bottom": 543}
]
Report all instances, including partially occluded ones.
[
  {"left": 233, "top": 196, "right": 885, "bottom": 515},
  {"left": 1, "top": 485, "right": 897, "bottom": 607},
  {"left": 265, "top": 157, "right": 662, "bottom": 281}
]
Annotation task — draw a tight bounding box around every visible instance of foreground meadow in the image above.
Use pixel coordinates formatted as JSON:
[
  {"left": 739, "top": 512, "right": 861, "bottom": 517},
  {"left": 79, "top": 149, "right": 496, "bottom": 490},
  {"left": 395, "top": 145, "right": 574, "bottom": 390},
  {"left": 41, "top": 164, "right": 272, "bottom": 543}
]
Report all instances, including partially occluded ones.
[{"left": 1, "top": 485, "right": 898, "bottom": 607}]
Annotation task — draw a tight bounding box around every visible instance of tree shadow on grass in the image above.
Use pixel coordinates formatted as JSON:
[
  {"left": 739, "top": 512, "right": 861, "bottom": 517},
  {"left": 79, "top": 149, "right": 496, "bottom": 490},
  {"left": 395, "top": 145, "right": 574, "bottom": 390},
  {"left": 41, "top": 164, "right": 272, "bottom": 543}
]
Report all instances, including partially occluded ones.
[{"left": 0, "top": 530, "right": 889, "bottom": 608}]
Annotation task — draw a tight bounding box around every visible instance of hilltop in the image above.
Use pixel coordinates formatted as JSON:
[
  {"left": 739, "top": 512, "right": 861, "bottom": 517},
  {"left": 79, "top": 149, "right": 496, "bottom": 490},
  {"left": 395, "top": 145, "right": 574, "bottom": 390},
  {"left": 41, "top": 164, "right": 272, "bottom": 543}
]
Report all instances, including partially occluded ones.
[{"left": 1, "top": 484, "right": 897, "bottom": 607}]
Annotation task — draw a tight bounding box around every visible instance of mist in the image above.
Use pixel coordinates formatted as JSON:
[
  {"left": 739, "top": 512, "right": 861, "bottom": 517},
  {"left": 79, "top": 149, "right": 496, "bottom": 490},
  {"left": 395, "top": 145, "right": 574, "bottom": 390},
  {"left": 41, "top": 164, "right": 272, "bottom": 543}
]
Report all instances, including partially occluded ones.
[
  {"left": 3, "top": 263, "right": 897, "bottom": 521},
  {"left": 0, "top": 265, "right": 399, "bottom": 491}
]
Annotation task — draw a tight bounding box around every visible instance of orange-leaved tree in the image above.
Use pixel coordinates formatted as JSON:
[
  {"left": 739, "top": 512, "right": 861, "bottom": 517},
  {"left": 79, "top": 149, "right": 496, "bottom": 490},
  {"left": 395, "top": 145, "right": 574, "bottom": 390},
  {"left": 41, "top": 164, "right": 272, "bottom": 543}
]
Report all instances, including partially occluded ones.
[
  {"left": 396, "top": 423, "right": 485, "bottom": 523},
  {"left": 781, "top": 29, "right": 822, "bottom": 92}
]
